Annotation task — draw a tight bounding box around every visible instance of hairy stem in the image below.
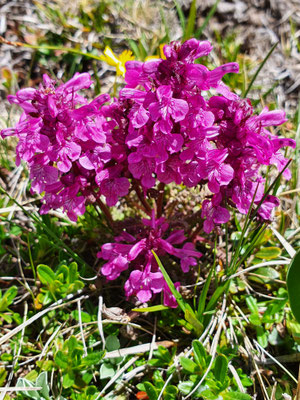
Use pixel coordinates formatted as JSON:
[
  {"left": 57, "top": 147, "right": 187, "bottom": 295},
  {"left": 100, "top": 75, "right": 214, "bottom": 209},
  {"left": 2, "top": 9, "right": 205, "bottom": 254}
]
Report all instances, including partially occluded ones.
[
  {"left": 156, "top": 182, "right": 165, "bottom": 218},
  {"left": 96, "top": 198, "right": 115, "bottom": 230},
  {"left": 134, "top": 182, "right": 152, "bottom": 215}
]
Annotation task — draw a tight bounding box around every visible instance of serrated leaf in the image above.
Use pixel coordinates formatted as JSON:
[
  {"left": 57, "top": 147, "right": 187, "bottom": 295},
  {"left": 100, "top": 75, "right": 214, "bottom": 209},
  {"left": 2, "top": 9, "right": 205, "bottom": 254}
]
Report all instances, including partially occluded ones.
[
  {"left": 287, "top": 250, "right": 300, "bottom": 323},
  {"left": 256, "top": 247, "right": 281, "bottom": 260}
]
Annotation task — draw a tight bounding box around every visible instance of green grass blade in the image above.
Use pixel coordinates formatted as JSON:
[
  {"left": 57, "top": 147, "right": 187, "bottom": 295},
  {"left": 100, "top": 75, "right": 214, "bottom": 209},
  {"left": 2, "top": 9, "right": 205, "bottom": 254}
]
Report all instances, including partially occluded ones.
[
  {"left": 183, "top": 0, "right": 197, "bottom": 41},
  {"left": 159, "top": 4, "right": 170, "bottom": 42},
  {"left": 232, "top": 224, "right": 267, "bottom": 272},
  {"left": 152, "top": 250, "right": 203, "bottom": 335},
  {"left": 205, "top": 281, "right": 229, "bottom": 313},
  {"left": 173, "top": 0, "right": 186, "bottom": 32},
  {"left": 243, "top": 42, "right": 278, "bottom": 98},
  {"left": 128, "top": 39, "right": 141, "bottom": 59},
  {"left": 197, "top": 263, "right": 214, "bottom": 320},
  {"left": 131, "top": 305, "right": 169, "bottom": 312},
  {"left": 152, "top": 250, "right": 187, "bottom": 312},
  {"left": 229, "top": 183, "right": 260, "bottom": 274},
  {"left": 195, "top": 0, "right": 220, "bottom": 38},
  {"left": 287, "top": 250, "right": 300, "bottom": 323}
]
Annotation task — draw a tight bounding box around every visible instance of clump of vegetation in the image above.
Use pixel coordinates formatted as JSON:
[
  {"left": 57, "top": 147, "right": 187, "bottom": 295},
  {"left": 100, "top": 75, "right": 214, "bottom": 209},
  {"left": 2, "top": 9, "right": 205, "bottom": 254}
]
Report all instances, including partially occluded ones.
[{"left": 0, "top": 1, "right": 299, "bottom": 399}]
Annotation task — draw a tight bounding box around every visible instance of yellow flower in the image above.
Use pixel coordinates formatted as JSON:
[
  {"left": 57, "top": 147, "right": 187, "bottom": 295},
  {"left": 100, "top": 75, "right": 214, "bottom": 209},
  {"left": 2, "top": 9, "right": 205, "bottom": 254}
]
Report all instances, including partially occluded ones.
[
  {"left": 145, "top": 44, "right": 167, "bottom": 61},
  {"left": 100, "top": 46, "right": 134, "bottom": 77}
]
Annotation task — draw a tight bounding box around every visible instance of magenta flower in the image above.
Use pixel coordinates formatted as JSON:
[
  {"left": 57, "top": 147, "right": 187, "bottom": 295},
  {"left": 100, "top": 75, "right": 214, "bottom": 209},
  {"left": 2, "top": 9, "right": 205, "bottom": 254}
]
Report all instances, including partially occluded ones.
[
  {"left": 1, "top": 38, "right": 294, "bottom": 234},
  {"left": 98, "top": 213, "right": 201, "bottom": 305},
  {"left": 201, "top": 193, "right": 231, "bottom": 234},
  {"left": 124, "top": 265, "right": 165, "bottom": 303},
  {"left": 148, "top": 85, "right": 189, "bottom": 133}
]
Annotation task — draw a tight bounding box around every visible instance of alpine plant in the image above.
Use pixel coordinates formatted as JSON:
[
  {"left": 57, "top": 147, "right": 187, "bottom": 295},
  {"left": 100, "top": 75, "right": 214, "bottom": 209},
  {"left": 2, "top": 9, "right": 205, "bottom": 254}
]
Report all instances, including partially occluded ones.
[{"left": 2, "top": 39, "right": 295, "bottom": 307}]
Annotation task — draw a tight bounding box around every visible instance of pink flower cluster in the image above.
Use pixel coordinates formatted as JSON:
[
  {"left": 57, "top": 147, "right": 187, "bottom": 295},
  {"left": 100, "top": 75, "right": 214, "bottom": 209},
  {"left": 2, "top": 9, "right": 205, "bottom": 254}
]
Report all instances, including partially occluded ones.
[
  {"left": 98, "top": 212, "right": 202, "bottom": 307},
  {"left": 2, "top": 39, "right": 295, "bottom": 306}
]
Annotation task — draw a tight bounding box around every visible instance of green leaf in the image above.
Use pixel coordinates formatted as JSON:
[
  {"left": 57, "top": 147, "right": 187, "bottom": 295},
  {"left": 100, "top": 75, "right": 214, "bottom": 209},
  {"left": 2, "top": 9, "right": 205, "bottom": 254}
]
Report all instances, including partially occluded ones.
[
  {"left": 99, "top": 363, "right": 115, "bottom": 379},
  {"left": 0, "top": 186, "right": 90, "bottom": 270},
  {"left": 105, "top": 335, "right": 120, "bottom": 352},
  {"left": 200, "top": 389, "right": 218, "bottom": 400},
  {"left": 131, "top": 305, "right": 169, "bottom": 312},
  {"left": 178, "top": 381, "right": 193, "bottom": 395},
  {"left": 144, "top": 382, "right": 158, "bottom": 400},
  {"left": 243, "top": 41, "right": 278, "bottom": 97},
  {"left": 195, "top": 0, "right": 220, "bottom": 38},
  {"left": 205, "top": 281, "right": 230, "bottom": 315},
  {"left": 37, "top": 264, "right": 56, "bottom": 285},
  {"left": 184, "top": 309, "right": 203, "bottom": 337},
  {"left": 249, "top": 314, "right": 261, "bottom": 326},
  {"left": 35, "top": 372, "right": 50, "bottom": 400},
  {"left": 192, "top": 340, "right": 207, "bottom": 367},
  {"left": 180, "top": 357, "right": 199, "bottom": 373},
  {"left": 183, "top": 0, "right": 197, "bottom": 40},
  {"left": 82, "top": 351, "right": 105, "bottom": 367},
  {"left": 213, "top": 354, "right": 228, "bottom": 384},
  {"left": 152, "top": 251, "right": 203, "bottom": 335},
  {"left": 68, "top": 262, "right": 78, "bottom": 284},
  {"left": 152, "top": 251, "right": 186, "bottom": 311},
  {"left": 287, "top": 250, "right": 300, "bottom": 323},
  {"left": 245, "top": 296, "right": 258, "bottom": 314},
  {"left": 62, "top": 371, "right": 75, "bottom": 388},
  {"left": 197, "top": 264, "right": 214, "bottom": 321},
  {"left": 0, "top": 367, "right": 7, "bottom": 386},
  {"left": 223, "top": 392, "right": 252, "bottom": 400},
  {"left": 256, "top": 247, "right": 282, "bottom": 260},
  {"left": 82, "top": 371, "right": 93, "bottom": 385},
  {"left": 0, "top": 298, "right": 8, "bottom": 313},
  {"left": 173, "top": 0, "right": 186, "bottom": 32},
  {"left": 128, "top": 39, "right": 141, "bottom": 59},
  {"left": 248, "top": 266, "right": 279, "bottom": 283},
  {"left": 66, "top": 336, "right": 80, "bottom": 353},
  {"left": 55, "top": 351, "right": 69, "bottom": 369},
  {"left": 165, "top": 385, "right": 178, "bottom": 395},
  {"left": 16, "top": 378, "right": 41, "bottom": 400},
  {"left": 2, "top": 286, "right": 18, "bottom": 306}
]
